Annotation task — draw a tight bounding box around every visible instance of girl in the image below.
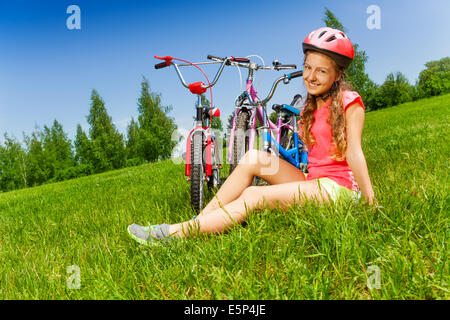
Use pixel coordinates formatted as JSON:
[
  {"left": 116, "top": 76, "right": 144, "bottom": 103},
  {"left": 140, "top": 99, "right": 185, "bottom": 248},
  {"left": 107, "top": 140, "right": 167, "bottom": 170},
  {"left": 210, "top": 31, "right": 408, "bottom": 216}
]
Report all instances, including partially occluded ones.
[{"left": 128, "top": 27, "right": 376, "bottom": 245}]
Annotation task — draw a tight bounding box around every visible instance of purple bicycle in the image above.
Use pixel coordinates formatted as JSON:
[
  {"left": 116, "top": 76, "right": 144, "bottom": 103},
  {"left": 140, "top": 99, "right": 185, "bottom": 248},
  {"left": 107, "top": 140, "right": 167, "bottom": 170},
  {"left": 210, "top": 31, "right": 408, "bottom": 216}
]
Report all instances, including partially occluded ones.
[{"left": 207, "top": 55, "right": 302, "bottom": 175}]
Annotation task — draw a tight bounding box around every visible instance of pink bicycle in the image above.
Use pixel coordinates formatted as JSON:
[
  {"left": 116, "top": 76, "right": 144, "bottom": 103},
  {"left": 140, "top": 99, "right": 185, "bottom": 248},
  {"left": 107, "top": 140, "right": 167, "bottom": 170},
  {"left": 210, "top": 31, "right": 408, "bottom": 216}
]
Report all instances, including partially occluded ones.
[{"left": 207, "top": 55, "right": 302, "bottom": 175}]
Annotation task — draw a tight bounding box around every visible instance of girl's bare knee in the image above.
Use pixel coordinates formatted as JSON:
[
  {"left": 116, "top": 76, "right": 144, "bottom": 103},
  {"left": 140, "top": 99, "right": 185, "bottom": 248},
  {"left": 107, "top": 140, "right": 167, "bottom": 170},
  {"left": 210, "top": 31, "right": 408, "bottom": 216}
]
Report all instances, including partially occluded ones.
[
  {"left": 241, "top": 149, "right": 259, "bottom": 166},
  {"left": 240, "top": 186, "right": 275, "bottom": 209},
  {"left": 241, "top": 186, "right": 258, "bottom": 198},
  {"left": 241, "top": 150, "right": 275, "bottom": 176}
]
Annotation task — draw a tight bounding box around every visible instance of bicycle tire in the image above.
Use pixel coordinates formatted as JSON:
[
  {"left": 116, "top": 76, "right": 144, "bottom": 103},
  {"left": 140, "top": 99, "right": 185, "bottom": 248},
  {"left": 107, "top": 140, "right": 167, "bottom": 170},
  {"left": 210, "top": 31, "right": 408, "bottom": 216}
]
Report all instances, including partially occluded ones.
[
  {"left": 229, "top": 110, "right": 250, "bottom": 175},
  {"left": 207, "top": 139, "right": 220, "bottom": 190},
  {"left": 279, "top": 114, "right": 296, "bottom": 150},
  {"left": 279, "top": 126, "right": 290, "bottom": 150},
  {"left": 190, "top": 130, "right": 204, "bottom": 213},
  {"left": 207, "top": 168, "right": 219, "bottom": 190}
]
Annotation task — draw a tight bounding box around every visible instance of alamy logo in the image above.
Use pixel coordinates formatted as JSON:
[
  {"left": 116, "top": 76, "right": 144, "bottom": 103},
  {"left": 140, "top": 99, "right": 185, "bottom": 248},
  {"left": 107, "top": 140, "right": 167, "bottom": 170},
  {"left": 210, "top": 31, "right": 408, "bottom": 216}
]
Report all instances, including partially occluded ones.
[
  {"left": 367, "top": 265, "right": 381, "bottom": 290},
  {"left": 66, "top": 5, "right": 81, "bottom": 30},
  {"left": 366, "top": 5, "right": 381, "bottom": 30},
  {"left": 67, "top": 265, "right": 81, "bottom": 289}
]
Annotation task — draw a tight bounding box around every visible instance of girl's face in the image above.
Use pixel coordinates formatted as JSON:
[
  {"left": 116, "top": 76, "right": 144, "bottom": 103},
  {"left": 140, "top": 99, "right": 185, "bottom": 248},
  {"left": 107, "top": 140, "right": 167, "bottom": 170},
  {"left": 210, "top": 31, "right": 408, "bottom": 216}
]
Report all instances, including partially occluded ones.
[{"left": 303, "top": 51, "right": 341, "bottom": 96}]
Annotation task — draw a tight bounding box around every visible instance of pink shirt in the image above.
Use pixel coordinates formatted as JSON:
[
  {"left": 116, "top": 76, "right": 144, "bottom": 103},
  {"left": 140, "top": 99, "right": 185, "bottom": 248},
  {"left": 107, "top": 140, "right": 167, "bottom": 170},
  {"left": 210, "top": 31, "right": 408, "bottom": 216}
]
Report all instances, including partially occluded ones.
[{"left": 299, "top": 91, "right": 365, "bottom": 192}]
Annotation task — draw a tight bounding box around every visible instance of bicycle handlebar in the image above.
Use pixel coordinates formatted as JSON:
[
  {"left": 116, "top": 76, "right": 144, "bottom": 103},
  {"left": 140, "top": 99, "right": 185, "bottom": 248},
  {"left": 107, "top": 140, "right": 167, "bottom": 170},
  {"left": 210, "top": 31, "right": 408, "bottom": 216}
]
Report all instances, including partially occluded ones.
[
  {"left": 154, "top": 54, "right": 230, "bottom": 91},
  {"left": 240, "top": 70, "right": 303, "bottom": 107},
  {"left": 154, "top": 54, "right": 302, "bottom": 100},
  {"left": 207, "top": 55, "right": 250, "bottom": 64},
  {"left": 208, "top": 54, "right": 296, "bottom": 71},
  {"left": 231, "top": 56, "right": 251, "bottom": 63},
  {"left": 155, "top": 61, "right": 170, "bottom": 69},
  {"left": 278, "top": 64, "right": 297, "bottom": 69},
  {"left": 207, "top": 54, "right": 226, "bottom": 61},
  {"left": 154, "top": 55, "right": 173, "bottom": 69},
  {"left": 288, "top": 71, "right": 303, "bottom": 79}
]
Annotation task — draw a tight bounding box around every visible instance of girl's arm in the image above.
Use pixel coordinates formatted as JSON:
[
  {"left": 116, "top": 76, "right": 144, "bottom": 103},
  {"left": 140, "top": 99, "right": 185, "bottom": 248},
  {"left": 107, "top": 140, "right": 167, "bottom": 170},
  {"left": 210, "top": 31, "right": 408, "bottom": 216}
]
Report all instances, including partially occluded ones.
[{"left": 345, "top": 103, "right": 376, "bottom": 205}]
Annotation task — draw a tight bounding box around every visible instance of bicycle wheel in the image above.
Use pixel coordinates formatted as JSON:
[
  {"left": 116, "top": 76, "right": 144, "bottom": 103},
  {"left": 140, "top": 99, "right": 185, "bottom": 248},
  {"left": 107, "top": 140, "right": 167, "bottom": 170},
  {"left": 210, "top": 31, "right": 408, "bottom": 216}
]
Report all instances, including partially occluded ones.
[
  {"left": 207, "top": 138, "right": 220, "bottom": 190},
  {"left": 229, "top": 110, "right": 250, "bottom": 175},
  {"left": 283, "top": 93, "right": 303, "bottom": 154},
  {"left": 207, "top": 168, "right": 220, "bottom": 190},
  {"left": 279, "top": 126, "right": 290, "bottom": 150},
  {"left": 190, "top": 130, "right": 204, "bottom": 212},
  {"left": 279, "top": 116, "right": 294, "bottom": 151}
]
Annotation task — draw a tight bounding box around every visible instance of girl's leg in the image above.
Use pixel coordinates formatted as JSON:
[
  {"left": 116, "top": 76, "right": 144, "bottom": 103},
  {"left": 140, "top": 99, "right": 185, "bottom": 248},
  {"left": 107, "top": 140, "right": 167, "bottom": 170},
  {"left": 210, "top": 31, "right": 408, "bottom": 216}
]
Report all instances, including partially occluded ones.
[
  {"left": 198, "top": 156, "right": 254, "bottom": 217},
  {"left": 199, "top": 149, "right": 307, "bottom": 217},
  {"left": 170, "top": 179, "right": 329, "bottom": 238}
]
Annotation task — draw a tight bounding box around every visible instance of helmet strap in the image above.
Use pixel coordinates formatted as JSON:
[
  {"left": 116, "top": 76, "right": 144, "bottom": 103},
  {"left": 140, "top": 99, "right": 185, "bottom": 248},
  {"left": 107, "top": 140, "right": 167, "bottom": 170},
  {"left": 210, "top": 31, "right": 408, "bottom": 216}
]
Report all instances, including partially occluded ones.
[
  {"left": 317, "top": 91, "right": 331, "bottom": 101},
  {"left": 314, "top": 80, "right": 338, "bottom": 102}
]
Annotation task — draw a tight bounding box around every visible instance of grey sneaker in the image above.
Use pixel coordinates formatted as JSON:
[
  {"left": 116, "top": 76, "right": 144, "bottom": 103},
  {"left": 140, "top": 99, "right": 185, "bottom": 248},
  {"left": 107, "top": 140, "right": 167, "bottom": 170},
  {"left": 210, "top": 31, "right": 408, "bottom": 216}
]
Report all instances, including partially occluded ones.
[{"left": 127, "top": 223, "right": 173, "bottom": 246}]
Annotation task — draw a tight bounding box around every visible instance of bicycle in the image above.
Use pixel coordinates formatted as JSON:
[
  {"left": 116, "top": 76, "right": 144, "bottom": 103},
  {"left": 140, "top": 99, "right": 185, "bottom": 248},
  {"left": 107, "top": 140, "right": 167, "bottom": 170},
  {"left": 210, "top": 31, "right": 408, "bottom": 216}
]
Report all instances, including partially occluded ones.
[
  {"left": 154, "top": 55, "right": 230, "bottom": 213},
  {"left": 207, "top": 55, "right": 303, "bottom": 177},
  {"left": 271, "top": 94, "right": 309, "bottom": 173}
]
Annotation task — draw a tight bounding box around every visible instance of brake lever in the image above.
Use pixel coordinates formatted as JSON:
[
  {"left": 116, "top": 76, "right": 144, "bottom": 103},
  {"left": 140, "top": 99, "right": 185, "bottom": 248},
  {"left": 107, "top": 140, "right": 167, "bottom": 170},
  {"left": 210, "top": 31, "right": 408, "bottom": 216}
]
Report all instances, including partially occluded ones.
[{"left": 272, "top": 60, "right": 282, "bottom": 70}]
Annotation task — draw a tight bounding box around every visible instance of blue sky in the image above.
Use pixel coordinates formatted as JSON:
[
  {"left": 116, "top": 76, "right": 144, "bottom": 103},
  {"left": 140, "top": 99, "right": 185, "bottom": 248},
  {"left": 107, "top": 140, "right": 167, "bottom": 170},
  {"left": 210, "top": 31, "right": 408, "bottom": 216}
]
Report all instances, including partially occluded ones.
[{"left": 1, "top": 0, "right": 449, "bottom": 150}]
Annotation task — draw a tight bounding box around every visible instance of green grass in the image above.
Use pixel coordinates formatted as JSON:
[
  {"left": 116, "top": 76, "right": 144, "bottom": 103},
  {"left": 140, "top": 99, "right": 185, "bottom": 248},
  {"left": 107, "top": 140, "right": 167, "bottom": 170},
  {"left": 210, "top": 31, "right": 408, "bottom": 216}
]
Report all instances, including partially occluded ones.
[{"left": 0, "top": 94, "right": 449, "bottom": 299}]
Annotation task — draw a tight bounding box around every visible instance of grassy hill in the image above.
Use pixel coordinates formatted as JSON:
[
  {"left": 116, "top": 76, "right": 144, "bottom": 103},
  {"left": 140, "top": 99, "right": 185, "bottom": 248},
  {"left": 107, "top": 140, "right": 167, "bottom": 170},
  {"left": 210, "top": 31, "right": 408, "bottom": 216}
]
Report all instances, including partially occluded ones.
[{"left": 0, "top": 94, "right": 448, "bottom": 299}]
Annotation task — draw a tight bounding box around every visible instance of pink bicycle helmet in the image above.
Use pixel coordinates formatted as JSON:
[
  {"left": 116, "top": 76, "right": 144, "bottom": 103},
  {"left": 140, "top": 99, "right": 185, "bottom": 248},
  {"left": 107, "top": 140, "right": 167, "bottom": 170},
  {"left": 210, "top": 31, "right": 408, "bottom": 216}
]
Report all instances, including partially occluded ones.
[{"left": 302, "top": 27, "right": 354, "bottom": 69}]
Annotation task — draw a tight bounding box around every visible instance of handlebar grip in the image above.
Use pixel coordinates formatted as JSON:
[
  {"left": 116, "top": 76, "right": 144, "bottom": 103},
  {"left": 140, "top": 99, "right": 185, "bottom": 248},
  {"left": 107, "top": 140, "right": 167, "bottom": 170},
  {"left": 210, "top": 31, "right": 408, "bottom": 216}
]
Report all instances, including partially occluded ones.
[
  {"left": 155, "top": 61, "right": 170, "bottom": 69},
  {"left": 272, "top": 104, "right": 283, "bottom": 112},
  {"left": 290, "top": 94, "right": 303, "bottom": 107},
  {"left": 280, "top": 64, "right": 297, "bottom": 68},
  {"left": 207, "top": 54, "right": 225, "bottom": 61},
  {"left": 288, "top": 71, "right": 303, "bottom": 79},
  {"left": 231, "top": 57, "right": 250, "bottom": 63}
]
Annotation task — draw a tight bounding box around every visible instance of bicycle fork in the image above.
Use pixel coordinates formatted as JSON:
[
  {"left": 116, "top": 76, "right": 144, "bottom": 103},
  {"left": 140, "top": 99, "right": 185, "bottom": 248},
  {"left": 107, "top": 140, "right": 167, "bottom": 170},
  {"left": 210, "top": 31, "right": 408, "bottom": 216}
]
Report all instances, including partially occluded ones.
[
  {"left": 260, "top": 105, "right": 274, "bottom": 154},
  {"left": 185, "top": 95, "right": 221, "bottom": 178}
]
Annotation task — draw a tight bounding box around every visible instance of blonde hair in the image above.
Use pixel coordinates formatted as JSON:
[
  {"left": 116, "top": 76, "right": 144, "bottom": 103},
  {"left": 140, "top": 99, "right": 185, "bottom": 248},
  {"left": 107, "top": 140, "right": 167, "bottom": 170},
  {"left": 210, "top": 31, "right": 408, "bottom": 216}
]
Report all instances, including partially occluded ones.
[{"left": 299, "top": 52, "right": 353, "bottom": 161}]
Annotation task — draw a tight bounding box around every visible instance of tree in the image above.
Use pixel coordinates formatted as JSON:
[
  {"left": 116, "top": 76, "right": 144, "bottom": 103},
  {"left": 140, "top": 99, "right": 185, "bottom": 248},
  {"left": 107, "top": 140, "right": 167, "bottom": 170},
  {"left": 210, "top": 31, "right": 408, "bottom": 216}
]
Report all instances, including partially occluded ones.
[
  {"left": 363, "top": 82, "right": 384, "bottom": 111},
  {"left": 125, "top": 117, "right": 141, "bottom": 161},
  {"left": 42, "top": 120, "right": 75, "bottom": 177},
  {"left": 21, "top": 120, "right": 76, "bottom": 186},
  {"left": 417, "top": 57, "right": 450, "bottom": 97},
  {"left": 323, "top": 8, "right": 377, "bottom": 111},
  {"left": 377, "top": 72, "right": 415, "bottom": 108},
  {"left": 74, "top": 124, "right": 91, "bottom": 165},
  {"left": 86, "top": 89, "right": 126, "bottom": 172},
  {"left": 23, "top": 128, "right": 51, "bottom": 186},
  {"left": 269, "top": 111, "right": 278, "bottom": 125},
  {"left": 323, "top": 8, "right": 345, "bottom": 32},
  {"left": 226, "top": 113, "right": 234, "bottom": 132},
  {"left": 136, "top": 77, "right": 177, "bottom": 162},
  {"left": 0, "top": 134, "right": 28, "bottom": 191}
]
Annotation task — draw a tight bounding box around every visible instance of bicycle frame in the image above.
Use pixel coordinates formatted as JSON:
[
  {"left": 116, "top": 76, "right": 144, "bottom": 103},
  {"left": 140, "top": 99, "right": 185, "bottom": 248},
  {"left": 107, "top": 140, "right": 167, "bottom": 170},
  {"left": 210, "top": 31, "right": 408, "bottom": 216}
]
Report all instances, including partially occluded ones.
[
  {"left": 154, "top": 56, "right": 228, "bottom": 178},
  {"left": 227, "top": 68, "right": 301, "bottom": 163},
  {"left": 267, "top": 106, "right": 308, "bottom": 171},
  {"left": 184, "top": 95, "right": 222, "bottom": 178}
]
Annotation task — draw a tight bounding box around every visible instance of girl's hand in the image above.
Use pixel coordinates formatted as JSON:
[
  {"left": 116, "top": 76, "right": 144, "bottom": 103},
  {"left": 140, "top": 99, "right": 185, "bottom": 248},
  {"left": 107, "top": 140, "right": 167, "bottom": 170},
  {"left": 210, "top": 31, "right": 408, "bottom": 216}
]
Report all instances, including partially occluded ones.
[
  {"left": 368, "top": 196, "right": 375, "bottom": 206},
  {"left": 366, "top": 194, "right": 382, "bottom": 213},
  {"left": 361, "top": 186, "right": 377, "bottom": 206}
]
